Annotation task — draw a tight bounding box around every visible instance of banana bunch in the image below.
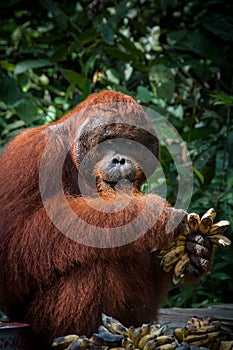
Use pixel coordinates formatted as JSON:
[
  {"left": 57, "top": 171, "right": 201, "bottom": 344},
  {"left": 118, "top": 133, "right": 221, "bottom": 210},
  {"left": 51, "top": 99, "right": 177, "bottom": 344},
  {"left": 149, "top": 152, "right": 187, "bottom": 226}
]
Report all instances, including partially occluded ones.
[
  {"left": 52, "top": 314, "right": 233, "bottom": 350},
  {"left": 157, "top": 208, "right": 231, "bottom": 284},
  {"left": 174, "top": 316, "right": 220, "bottom": 348},
  {"left": 174, "top": 316, "right": 233, "bottom": 349},
  {"left": 52, "top": 313, "right": 177, "bottom": 350}
]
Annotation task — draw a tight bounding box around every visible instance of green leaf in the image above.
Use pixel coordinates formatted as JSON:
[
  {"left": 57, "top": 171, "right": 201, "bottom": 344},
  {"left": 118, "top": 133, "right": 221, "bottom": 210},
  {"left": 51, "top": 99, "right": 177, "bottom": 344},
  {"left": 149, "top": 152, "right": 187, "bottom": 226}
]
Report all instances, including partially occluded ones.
[
  {"left": 51, "top": 45, "right": 69, "bottom": 62},
  {"left": 106, "top": 46, "right": 134, "bottom": 61},
  {"left": 0, "top": 60, "right": 15, "bottom": 72},
  {"left": 211, "top": 272, "right": 231, "bottom": 280},
  {"left": 2, "top": 120, "right": 25, "bottom": 136},
  {"left": 203, "top": 14, "right": 233, "bottom": 42},
  {"left": 14, "top": 59, "right": 52, "bottom": 75},
  {"left": 106, "top": 68, "right": 120, "bottom": 84},
  {"left": 60, "top": 69, "right": 87, "bottom": 91},
  {"left": 100, "top": 23, "right": 114, "bottom": 45},
  {"left": 137, "top": 86, "right": 151, "bottom": 104},
  {"left": 15, "top": 99, "right": 37, "bottom": 124},
  {"left": 210, "top": 93, "right": 233, "bottom": 106},
  {"left": 193, "top": 167, "right": 204, "bottom": 185},
  {"left": 0, "top": 76, "right": 23, "bottom": 104},
  {"left": 39, "top": 0, "right": 68, "bottom": 30},
  {"left": 183, "top": 126, "right": 217, "bottom": 141},
  {"left": 149, "top": 64, "right": 175, "bottom": 102}
]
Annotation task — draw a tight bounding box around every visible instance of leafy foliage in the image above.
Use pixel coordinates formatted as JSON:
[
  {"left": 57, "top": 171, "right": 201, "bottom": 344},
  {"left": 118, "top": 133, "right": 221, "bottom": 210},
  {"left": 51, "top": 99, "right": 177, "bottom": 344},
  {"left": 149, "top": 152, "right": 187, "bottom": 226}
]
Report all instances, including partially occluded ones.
[{"left": 0, "top": 0, "right": 232, "bottom": 307}]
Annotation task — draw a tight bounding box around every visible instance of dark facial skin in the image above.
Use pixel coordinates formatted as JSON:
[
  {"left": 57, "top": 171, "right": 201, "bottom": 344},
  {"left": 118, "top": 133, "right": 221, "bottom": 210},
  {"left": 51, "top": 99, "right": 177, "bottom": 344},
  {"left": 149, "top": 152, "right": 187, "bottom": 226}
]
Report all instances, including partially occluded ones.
[
  {"left": 98, "top": 152, "right": 137, "bottom": 185},
  {"left": 78, "top": 136, "right": 150, "bottom": 196}
]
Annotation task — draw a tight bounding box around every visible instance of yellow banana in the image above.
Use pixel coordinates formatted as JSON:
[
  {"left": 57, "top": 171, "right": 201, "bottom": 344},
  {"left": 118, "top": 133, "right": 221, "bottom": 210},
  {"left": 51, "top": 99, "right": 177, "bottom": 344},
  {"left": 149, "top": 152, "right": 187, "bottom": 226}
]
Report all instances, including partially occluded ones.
[
  {"left": 188, "top": 324, "right": 219, "bottom": 334},
  {"left": 174, "top": 328, "right": 184, "bottom": 341},
  {"left": 202, "top": 208, "right": 216, "bottom": 221},
  {"left": 156, "top": 343, "right": 177, "bottom": 350},
  {"left": 219, "top": 340, "right": 233, "bottom": 350},
  {"left": 101, "top": 313, "right": 128, "bottom": 335},
  {"left": 163, "top": 263, "right": 175, "bottom": 273},
  {"left": 131, "top": 327, "right": 143, "bottom": 347},
  {"left": 209, "top": 220, "right": 230, "bottom": 235},
  {"left": 199, "top": 215, "right": 213, "bottom": 234},
  {"left": 142, "top": 339, "right": 157, "bottom": 350},
  {"left": 187, "top": 213, "right": 200, "bottom": 232},
  {"left": 209, "top": 234, "right": 231, "bottom": 248},
  {"left": 52, "top": 335, "right": 79, "bottom": 349},
  {"left": 190, "top": 334, "right": 219, "bottom": 347},
  {"left": 149, "top": 324, "right": 160, "bottom": 335},
  {"left": 141, "top": 323, "right": 151, "bottom": 336},
  {"left": 68, "top": 337, "right": 90, "bottom": 349},
  {"left": 156, "top": 335, "right": 174, "bottom": 345},
  {"left": 138, "top": 334, "right": 155, "bottom": 349},
  {"left": 128, "top": 326, "right": 135, "bottom": 340},
  {"left": 159, "top": 207, "right": 231, "bottom": 285},
  {"left": 186, "top": 316, "right": 220, "bottom": 333},
  {"left": 175, "top": 231, "right": 188, "bottom": 240},
  {"left": 161, "top": 246, "right": 185, "bottom": 268},
  {"left": 150, "top": 325, "right": 167, "bottom": 337},
  {"left": 184, "top": 331, "right": 219, "bottom": 344},
  {"left": 122, "top": 338, "right": 133, "bottom": 348},
  {"left": 173, "top": 253, "right": 190, "bottom": 284}
]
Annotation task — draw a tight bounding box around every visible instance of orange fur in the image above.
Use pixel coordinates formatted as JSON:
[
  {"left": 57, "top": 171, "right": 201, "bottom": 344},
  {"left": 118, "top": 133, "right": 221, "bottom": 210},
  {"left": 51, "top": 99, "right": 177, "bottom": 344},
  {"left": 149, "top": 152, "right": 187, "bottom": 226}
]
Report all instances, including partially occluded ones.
[{"left": 0, "top": 91, "right": 185, "bottom": 349}]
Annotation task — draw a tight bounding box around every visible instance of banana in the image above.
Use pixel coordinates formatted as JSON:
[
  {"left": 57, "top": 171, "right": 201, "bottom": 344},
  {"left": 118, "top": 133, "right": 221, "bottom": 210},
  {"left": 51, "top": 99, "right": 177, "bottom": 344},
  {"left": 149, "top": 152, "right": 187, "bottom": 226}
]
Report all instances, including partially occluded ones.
[
  {"left": 174, "top": 328, "right": 185, "bottom": 341},
  {"left": 156, "top": 335, "right": 174, "bottom": 345},
  {"left": 158, "top": 207, "right": 231, "bottom": 285},
  {"left": 98, "top": 325, "right": 111, "bottom": 333},
  {"left": 138, "top": 331, "right": 171, "bottom": 348},
  {"left": 122, "top": 338, "right": 134, "bottom": 348},
  {"left": 199, "top": 208, "right": 217, "bottom": 234},
  {"left": 209, "top": 234, "right": 231, "bottom": 248},
  {"left": 161, "top": 246, "right": 185, "bottom": 268},
  {"left": 203, "top": 208, "right": 216, "bottom": 220},
  {"left": 187, "top": 316, "right": 220, "bottom": 332},
  {"left": 163, "top": 262, "right": 175, "bottom": 273},
  {"left": 173, "top": 253, "right": 190, "bottom": 284},
  {"left": 190, "top": 336, "right": 219, "bottom": 347},
  {"left": 219, "top": 340, "right": 233, "bottom": 350},
  {"left": 188, "top": 324, "right": 219, "bottom": 334},
  {"left": 141, "top": 323, "right": 151, "bottom": 336},
  {"left": 128, "top": 326, "right": 135, "bottom": 340},
  {"left": 199, "top": 215, "right": 213, "bottom": 234},
  {"left": 149, "top": 324, "right": 163, "bottom": 335},
  {"left": 138, "top": 334, "right": 155, "bottom": 348},
  {"left": 91, "top": 332, "right": 124, "bottom": 347},
  {"left": 187, "top": 213, "right": 200, "bottom": 232},
  {"left": 209, "top": 220, "right": 230, "bottom": 235},
  {"left": 182, "top": 331, "right": 219, "bottom": 346},
  {"left": 68, "top": 337, "right": 90, "bottom": 350},
  {"left": 142, "top": 339, "right": 157, "bottom": 350},
  {"left": 131, "top": 327, "right": 143, "bottom": 347},
  {"left": 101, "top": 313, "right": 128, "bottom": 335},
  {"left": 52, "top": 335, "right": 79, "bottom": 349},
  {"left": 156, "top": 343, "right": 177, "bottom": 350}
]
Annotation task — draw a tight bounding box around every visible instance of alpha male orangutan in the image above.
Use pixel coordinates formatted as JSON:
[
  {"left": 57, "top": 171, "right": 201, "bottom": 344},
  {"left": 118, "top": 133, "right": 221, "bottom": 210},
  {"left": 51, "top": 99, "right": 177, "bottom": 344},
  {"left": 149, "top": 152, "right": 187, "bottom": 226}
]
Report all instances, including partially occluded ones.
[{"left": 0, "top": 91, "right": 212, "bottom": 349}]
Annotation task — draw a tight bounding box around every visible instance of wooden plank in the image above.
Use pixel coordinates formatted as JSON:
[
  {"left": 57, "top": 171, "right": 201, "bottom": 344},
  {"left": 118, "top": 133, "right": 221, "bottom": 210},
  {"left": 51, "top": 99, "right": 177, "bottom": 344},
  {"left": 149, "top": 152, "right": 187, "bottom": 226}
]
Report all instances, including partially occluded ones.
[{"left": 158, "top": 305, "right": 233, "bottom": 332}]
